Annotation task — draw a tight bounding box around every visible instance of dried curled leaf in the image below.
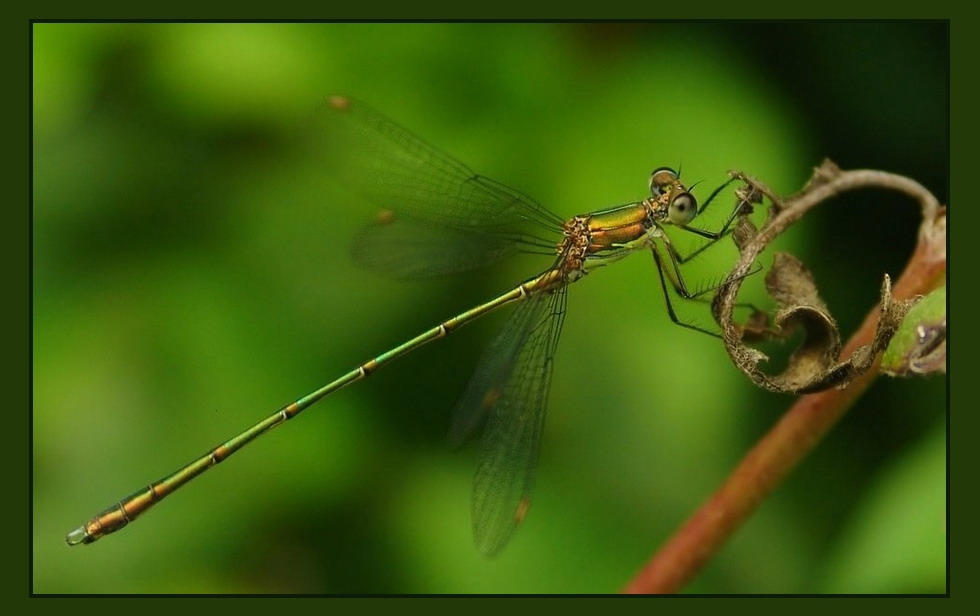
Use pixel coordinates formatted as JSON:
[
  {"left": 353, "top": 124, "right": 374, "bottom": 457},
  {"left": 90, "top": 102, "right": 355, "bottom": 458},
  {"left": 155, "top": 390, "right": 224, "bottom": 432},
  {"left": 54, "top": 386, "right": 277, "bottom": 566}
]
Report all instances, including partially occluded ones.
[{"left": 713, "top": 160, "right": 942, "bottom": 394}]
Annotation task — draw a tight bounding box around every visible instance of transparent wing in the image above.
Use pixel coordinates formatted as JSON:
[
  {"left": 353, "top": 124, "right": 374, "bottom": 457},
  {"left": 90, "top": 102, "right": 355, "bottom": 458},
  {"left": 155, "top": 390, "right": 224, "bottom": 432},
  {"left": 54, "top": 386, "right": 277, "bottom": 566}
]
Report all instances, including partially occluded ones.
[
  {"left": 309, "top": 96, "right": 564, "bottom": 277},
  {"left": 350, "top": 216, "right": 547, "bottom": 279},
  {"left": 450, "top": 280, "right": 568, "bottom": 555}
]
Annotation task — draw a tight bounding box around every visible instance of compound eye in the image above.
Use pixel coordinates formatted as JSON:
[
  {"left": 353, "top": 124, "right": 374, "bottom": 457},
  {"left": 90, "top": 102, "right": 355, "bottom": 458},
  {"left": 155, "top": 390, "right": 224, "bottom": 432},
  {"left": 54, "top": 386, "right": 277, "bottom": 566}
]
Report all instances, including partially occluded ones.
[
  {"left": 649, "top": 167, "right": 679, "bottom": 195},
  {"left": 668, "top": 192, "right": 697, "bottom": 225}
]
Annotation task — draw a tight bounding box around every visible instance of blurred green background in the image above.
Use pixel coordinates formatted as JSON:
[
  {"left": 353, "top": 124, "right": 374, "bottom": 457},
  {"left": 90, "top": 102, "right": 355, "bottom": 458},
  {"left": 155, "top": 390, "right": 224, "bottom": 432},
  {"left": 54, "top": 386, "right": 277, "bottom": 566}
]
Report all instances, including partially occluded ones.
[{"left": 33, "top": 22, "right": 947, "bottom": 594}]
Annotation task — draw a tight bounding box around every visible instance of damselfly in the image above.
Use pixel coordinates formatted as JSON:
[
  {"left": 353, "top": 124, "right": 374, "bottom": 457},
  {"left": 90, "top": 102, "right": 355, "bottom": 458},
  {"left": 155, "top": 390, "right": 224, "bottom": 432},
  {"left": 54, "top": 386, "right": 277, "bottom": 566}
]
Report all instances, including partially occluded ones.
[{"left": 66, "top": 95, "right": 746, "bottom": 555}]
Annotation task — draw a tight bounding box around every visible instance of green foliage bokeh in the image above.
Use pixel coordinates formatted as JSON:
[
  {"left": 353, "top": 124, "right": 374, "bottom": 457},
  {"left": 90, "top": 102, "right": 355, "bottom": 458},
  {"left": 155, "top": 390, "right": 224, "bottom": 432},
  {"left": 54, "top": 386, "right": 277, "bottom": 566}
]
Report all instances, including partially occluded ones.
[{"left": 33, "top": 22, "right": 947, "bottom": 594}]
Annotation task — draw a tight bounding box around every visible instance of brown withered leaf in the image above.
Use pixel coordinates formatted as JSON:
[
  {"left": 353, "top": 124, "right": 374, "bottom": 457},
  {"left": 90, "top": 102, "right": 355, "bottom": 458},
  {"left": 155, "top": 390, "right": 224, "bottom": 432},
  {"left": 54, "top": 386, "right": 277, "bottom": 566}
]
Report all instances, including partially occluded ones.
[
  {"left": 723, "top": 254, "right": 914, "bottom": 393},
  {"left": 713, "top": 162, "right": 924, "bottom": 394}
]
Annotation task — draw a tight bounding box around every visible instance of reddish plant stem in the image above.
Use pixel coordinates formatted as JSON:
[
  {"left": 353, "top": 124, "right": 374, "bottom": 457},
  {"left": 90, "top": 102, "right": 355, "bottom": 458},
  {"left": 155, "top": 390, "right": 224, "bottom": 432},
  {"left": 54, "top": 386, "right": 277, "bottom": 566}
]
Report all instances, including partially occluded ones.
[{"left": 622, "top": 172, "right": 946, "bottom": 594}]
